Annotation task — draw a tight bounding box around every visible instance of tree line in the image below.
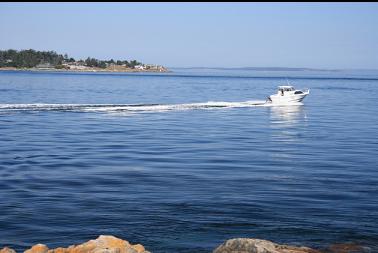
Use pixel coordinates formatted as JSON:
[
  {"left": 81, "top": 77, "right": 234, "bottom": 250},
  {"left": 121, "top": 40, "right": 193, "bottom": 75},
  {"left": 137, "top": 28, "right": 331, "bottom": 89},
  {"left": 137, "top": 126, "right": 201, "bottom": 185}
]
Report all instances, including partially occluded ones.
[
  {"left": 0, "top": 49, "right": 142, "bottom": 69},
  {"left": 83, "top": 57, "right": 141, "bottom": 69}
]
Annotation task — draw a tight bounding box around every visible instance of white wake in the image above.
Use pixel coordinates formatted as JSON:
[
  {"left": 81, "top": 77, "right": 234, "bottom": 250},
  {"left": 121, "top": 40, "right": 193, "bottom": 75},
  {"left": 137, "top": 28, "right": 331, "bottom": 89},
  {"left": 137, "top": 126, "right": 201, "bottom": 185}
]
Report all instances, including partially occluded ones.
[{"left": 0, "top": 100, "right": 273, "bottom": 113}]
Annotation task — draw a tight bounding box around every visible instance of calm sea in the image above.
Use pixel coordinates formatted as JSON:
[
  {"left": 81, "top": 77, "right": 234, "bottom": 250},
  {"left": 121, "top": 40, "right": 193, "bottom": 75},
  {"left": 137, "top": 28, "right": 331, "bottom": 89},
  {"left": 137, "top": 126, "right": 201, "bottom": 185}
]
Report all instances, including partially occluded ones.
[{"left": 0, "top": 69, "right": 377, "bottom": 252}]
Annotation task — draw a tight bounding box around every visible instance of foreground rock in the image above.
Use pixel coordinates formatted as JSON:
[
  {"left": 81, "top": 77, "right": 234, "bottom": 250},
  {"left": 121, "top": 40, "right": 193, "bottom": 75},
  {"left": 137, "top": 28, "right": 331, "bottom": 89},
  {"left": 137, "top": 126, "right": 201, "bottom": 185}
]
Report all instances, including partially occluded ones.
[
  {"left": 213, "top": 238, "right": 321, "bottom": 253},
  {"left": 1, "top": 235, "right": 149, "bottom": 253},
  {"left": 213, "top": 238, "right": 370, "bottom": 253},
  {"left": 0, "top": 247, "right": 16, "bottom": 253},
  {"left": 0, "top": 236, "right": 371, "bottom": 253},
  {"left": 327, "top": 243, "right": 370, "bottom": 253}
]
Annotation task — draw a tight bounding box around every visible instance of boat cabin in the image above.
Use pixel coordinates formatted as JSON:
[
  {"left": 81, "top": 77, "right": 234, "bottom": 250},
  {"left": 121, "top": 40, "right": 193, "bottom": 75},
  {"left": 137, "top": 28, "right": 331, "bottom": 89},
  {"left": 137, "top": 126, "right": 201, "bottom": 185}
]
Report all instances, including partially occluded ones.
[
  {"left": 278, "top": 86, "right": 294, "bottom": 92},
  {"left": 277, "top": 86, "right": 304, "bottom": 95},
  {"left": 278, "top": 86, "right": 294, "bottom": 95}
]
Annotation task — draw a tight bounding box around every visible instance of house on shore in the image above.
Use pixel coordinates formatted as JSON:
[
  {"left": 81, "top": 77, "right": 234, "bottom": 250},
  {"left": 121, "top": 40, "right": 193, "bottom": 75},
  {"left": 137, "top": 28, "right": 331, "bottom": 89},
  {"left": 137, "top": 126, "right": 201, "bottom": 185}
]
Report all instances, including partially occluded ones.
[
  {"left": 36, "top": 63, "right": 54, "bottom": 70},
  {"left": 144, "top": 64, "right": 167, "bottom": 72},
  {"left": 134, "top": 65, "right": 145, "bottom": 70},
  {"left": 62, "top": 61, "right": 89, "bottom": 70}
]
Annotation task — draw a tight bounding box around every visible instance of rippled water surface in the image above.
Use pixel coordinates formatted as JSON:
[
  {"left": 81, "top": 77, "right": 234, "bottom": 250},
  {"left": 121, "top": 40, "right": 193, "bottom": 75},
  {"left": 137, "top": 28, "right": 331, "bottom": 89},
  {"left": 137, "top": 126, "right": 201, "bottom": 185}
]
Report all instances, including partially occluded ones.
[{"left": 0, "top": 69, "right": 377, "bottom": 252}]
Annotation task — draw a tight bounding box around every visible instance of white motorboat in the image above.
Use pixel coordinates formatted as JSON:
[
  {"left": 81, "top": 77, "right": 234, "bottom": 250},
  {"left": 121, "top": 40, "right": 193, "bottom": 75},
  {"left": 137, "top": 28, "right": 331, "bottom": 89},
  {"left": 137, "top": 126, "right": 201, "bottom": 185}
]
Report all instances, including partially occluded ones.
[{"left": 267, "top": 85, "right": 309, "bottom": 104}]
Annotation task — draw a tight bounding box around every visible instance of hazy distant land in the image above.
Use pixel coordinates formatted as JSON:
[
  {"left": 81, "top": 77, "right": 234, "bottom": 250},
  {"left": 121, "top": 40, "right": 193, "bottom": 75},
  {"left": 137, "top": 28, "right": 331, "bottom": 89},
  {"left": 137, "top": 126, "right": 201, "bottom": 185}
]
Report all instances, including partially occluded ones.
[
  {"left": 0, "top": 49, "right": 169, "bottom": 73},
  {"left": 175, "top": 66, "right": 341, "bottom": 72}
]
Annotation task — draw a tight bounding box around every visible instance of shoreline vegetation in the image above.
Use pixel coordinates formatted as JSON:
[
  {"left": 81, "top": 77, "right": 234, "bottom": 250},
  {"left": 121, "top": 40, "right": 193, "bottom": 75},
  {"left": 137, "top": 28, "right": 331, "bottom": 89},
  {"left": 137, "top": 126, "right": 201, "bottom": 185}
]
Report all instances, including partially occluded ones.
[
  {"left": 0, "top": 235, "right": 369, "bottom": 253},
  {"left": 0, "top": 49, "right": 169, "bottom": 73}
]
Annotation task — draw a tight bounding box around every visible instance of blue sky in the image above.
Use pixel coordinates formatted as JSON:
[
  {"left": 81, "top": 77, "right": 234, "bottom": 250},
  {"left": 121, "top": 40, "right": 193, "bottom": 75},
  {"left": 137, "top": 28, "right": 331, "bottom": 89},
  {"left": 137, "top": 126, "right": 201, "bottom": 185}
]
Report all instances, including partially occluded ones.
[{"left": 1, "top": 3, "right": 378, "bottom": 69}]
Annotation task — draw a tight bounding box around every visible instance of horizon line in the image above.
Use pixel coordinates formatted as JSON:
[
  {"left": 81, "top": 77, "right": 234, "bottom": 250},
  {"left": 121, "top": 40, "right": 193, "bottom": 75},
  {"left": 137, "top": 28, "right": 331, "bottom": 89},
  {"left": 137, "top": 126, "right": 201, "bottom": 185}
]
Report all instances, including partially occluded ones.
[{"left": 167, "top": 66, "right": 378, "bottom": 72}]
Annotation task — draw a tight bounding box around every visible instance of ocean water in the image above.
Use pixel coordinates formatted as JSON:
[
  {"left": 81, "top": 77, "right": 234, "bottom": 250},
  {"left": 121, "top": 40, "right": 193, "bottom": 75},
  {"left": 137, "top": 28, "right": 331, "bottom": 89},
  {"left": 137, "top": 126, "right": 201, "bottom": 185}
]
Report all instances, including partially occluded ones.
[{"left": 0, "top": 69, "right": 377, "bottom": 252}]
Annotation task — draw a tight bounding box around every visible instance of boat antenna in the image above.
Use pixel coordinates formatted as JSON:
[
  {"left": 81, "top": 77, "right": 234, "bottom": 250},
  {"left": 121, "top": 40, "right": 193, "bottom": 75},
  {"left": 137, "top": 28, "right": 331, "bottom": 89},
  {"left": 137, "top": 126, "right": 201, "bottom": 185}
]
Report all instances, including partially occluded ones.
[{"left": 286, "top": 77, "right": 290, "bottom": 86}]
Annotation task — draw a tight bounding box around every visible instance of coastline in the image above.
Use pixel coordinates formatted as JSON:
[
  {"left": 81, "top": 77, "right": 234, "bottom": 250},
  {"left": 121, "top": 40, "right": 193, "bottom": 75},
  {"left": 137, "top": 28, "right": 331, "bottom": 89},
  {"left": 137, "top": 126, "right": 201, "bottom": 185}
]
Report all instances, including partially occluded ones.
[{"left": 0, "top": 67, "right": 171, "bottom": 73}]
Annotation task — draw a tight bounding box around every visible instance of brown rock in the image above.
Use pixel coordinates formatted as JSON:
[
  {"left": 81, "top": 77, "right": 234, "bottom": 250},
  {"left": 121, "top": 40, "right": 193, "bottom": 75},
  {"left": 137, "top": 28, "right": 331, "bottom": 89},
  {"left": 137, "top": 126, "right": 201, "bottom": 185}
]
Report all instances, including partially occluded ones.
[
  {"left": 213, "top": 238, "right": 322, "bottom": 253},
  {"left": 23, "top": 236, "right": 149, "bottom": 253},
  {"left": 327, "top": 243, "right": 369, "bottom": 253},
  {"left": 25, "top": 244, "right": 49, "bottom": 253},
  {"left": 130, "top": 245, "right": 145, "bottom": 253},
  {"left": 48, "top": 248, "right": 68, "bottom": 253},
  {"left": 0, "top": 247, "right": 17, "bottom": 253},
  {"left": 276, "top": 244, "right": 322, "bottom": 253}
]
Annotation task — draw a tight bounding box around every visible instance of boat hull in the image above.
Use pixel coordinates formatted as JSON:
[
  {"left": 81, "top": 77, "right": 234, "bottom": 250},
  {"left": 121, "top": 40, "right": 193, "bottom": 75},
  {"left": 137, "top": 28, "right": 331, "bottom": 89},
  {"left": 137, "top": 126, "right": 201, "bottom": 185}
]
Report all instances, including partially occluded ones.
[{"left": 269, "top": 91, "right": 309, "bottom": 104}]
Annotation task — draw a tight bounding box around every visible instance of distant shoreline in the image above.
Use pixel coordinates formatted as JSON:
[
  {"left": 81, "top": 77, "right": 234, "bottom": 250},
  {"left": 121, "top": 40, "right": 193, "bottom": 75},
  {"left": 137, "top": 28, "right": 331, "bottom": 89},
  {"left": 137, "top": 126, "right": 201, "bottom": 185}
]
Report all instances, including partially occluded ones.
[
  {"left": 171, "top": 66, "right": 341, "bottom": 72},
  {"left": 0, "top": 67, "right": 171, "bottom": 73}
]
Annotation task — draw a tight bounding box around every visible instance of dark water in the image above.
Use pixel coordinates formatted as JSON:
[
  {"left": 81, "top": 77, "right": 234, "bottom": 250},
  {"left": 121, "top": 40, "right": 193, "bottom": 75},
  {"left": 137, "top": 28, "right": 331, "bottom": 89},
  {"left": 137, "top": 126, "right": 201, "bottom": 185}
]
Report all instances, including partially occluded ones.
[{"left": 0, "top": 69, "right": 377, "bottom": 252}]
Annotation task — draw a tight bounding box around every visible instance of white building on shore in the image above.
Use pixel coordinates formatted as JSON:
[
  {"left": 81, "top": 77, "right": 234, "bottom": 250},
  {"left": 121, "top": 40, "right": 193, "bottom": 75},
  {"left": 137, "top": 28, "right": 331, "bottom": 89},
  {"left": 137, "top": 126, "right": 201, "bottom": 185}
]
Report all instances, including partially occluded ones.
[{"left": 134, "top": 65, "right": 145, "bottom": 70}]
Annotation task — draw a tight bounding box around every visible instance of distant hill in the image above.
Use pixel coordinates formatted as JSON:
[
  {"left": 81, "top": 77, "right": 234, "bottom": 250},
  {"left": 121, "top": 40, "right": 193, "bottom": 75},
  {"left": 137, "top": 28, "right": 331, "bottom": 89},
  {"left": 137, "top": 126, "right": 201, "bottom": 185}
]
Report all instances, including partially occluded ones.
[{"left": 175, "top": 67, "right": 339, "bottom": 72}]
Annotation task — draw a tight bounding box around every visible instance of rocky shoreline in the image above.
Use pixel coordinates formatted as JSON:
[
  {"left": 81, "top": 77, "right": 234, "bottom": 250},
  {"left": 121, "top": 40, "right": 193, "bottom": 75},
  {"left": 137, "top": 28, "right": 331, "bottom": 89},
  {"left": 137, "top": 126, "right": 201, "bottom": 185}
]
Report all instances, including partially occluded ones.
[
  {"left": 0, "top": 236, "right": 149, "bottom": 253},
  {"left": 0, "top": 235, "right": 370, "bottom": 253}
]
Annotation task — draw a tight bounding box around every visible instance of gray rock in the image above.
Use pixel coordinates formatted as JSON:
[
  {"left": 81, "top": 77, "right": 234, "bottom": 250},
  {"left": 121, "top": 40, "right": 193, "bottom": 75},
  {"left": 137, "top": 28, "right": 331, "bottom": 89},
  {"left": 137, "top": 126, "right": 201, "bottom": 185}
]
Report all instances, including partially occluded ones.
[{"left": 213, "top": 238, "right": 321, "bottom": 253}]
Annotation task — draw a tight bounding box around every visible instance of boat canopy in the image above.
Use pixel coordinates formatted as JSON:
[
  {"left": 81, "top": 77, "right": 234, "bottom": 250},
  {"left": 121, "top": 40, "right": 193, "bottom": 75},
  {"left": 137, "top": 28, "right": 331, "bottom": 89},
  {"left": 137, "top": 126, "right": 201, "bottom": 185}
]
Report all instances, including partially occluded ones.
[{"left": 278, "top": 86, "right": 294, "bottom": 91}]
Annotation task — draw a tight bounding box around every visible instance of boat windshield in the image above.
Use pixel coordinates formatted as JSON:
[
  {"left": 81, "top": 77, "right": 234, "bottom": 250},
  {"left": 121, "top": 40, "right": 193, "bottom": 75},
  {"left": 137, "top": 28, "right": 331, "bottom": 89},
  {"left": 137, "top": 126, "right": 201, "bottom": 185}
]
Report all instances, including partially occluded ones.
[
  {"left": 279, "top": 88, "right": 294, "bottom": 92},
  {"left": 278, "top": 86, "right": 294, "bottom": 92}
]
